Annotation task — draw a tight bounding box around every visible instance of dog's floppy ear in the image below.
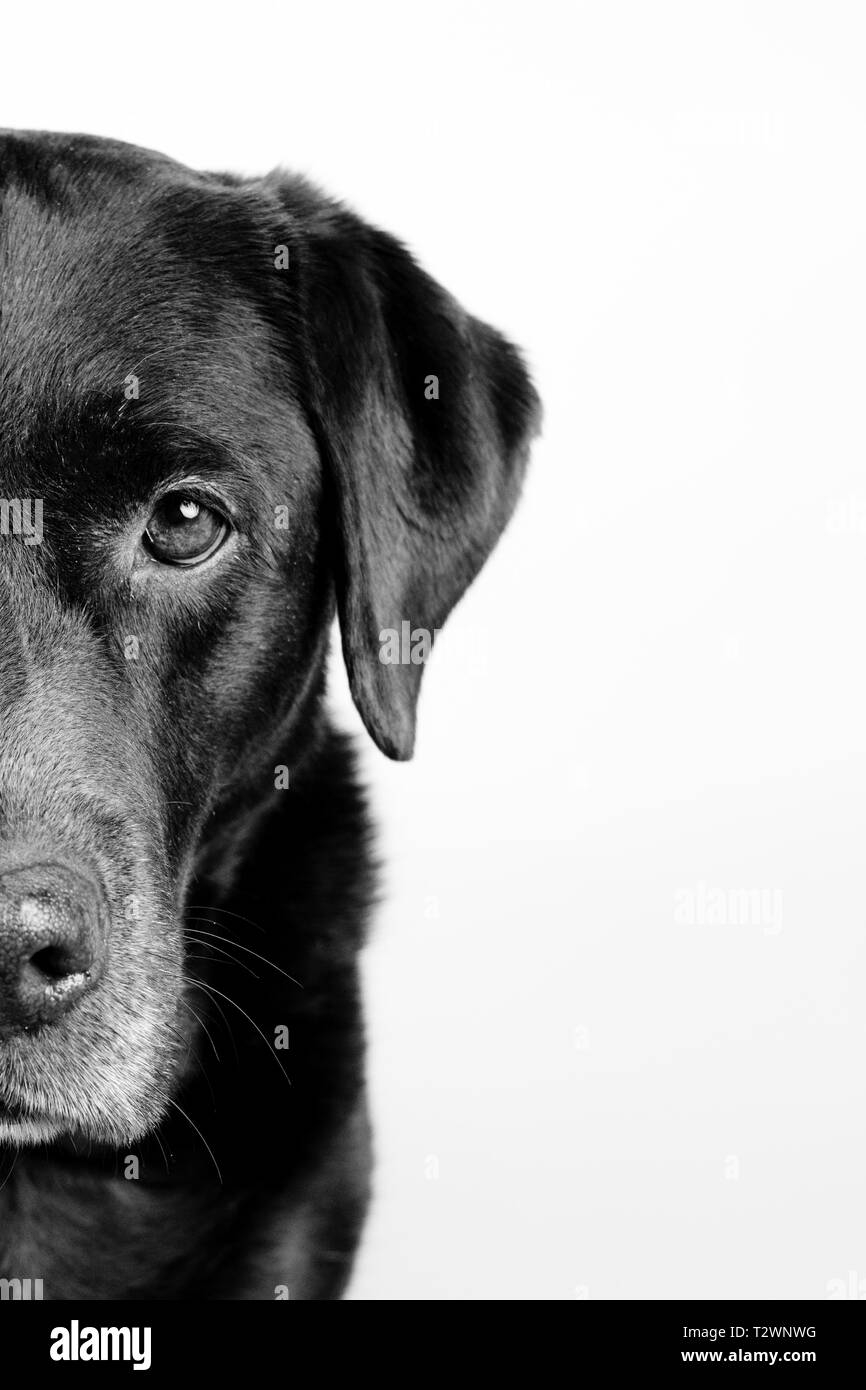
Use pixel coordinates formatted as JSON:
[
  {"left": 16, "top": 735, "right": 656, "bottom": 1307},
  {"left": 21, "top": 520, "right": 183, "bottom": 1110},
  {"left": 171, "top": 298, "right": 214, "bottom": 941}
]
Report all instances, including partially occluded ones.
[{"left": 268, "top": 178, "right": 540, "bottom": 760}]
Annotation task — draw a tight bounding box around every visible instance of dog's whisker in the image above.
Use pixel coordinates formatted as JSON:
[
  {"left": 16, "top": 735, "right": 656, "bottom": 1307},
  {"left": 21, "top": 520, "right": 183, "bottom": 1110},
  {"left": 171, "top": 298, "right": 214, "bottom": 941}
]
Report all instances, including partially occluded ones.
[
  {"left": 151, "top": 1128, "right": 171, "bottom": 1178},
  {"left": 190, "top": 978, "right": 293, "bottom": 1093},
  {"left": 187, "top": 904, "right": 267, "bottom": 935},
  {"left": 163, "top": 1014, "right": 211, "bottom": 1081},
  {"left": 185, "top": 944, "right": 260, "bottom": 981},
  {"left": 167, "top": 1099, "right": 223, "bottom": 1185},
  {"left": 184, "top": 979, "right": 241, "bottom": 1065},
  {"left": 184, "top": 926, "right": 261, "bottom": 971},
  {"left": 186, "top": 922, "right": 303, "bottom": 987},
  {"left": 0, "top": 1148, "right": 19, "bottom": 1196},
  {"left": 182, "top": 999, "right": 221, "bottom": 1063},
  {"left": 174, "top": 1034, "right": 219, "bottom": 1112}
]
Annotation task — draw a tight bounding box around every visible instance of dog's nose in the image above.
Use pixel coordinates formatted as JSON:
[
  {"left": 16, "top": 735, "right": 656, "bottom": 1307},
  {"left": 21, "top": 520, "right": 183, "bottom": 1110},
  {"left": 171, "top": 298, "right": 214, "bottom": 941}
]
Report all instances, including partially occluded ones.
[{"left": 0, "top": 863, "right": 106, "bottom": 1035}]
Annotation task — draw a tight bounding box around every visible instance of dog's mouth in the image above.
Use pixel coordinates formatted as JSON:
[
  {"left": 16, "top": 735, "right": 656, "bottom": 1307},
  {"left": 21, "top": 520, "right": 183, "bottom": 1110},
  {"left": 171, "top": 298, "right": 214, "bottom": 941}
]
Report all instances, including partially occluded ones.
[
  {"left": 0, "top": 1093, "right": 64, "bottom": 1144},
  {"left": 0, "top": 1093, "right": 53, "bottom": 1124}
]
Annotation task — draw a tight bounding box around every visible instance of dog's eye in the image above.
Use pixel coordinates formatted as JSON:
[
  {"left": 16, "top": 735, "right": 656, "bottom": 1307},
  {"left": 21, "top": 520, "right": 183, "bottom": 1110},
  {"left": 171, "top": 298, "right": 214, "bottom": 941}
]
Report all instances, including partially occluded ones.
[{"left": 144, "top": 495, "right": 229, "bottom": 566}]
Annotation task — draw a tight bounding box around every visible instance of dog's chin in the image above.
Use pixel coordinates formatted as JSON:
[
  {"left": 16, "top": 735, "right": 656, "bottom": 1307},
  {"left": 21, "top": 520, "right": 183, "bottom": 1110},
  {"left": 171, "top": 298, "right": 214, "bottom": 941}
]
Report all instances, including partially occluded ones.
[
  {"left": 0, "top": 1093, "right": 166, "bottom": 1148},
  {"left": 0, "top": 1111, "right": 65, "bottom": 1145},
  {"left": 0, "top": 999, "right": 195, "bottom": 1148}
]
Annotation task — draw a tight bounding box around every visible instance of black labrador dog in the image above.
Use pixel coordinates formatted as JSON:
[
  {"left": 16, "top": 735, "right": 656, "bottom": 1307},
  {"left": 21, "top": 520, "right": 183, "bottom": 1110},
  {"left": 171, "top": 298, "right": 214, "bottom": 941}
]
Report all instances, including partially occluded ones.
[{"left": 0, "top": 131, "right": 539, "bottom": 1299}]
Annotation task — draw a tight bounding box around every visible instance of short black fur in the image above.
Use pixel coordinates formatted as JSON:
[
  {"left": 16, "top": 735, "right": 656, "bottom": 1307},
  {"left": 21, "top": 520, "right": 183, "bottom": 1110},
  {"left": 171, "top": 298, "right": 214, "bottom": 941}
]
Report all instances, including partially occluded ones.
[{"left": 0, "top": 131, "right": 539, "bottom": 1299}]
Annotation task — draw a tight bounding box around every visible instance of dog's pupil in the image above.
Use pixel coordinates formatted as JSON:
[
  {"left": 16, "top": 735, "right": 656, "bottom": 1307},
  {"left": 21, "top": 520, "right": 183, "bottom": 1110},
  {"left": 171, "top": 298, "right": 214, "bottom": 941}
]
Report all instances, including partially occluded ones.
[{"left": 143, "top": 493, "right": 226, "bottom": 566}]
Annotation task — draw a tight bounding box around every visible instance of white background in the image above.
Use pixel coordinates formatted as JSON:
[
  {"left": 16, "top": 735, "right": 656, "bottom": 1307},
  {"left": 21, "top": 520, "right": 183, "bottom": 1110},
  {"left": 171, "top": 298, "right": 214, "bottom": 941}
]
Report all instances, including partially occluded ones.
[{"left": 5, "top": 1, "right": 866, "bottom": 1300}]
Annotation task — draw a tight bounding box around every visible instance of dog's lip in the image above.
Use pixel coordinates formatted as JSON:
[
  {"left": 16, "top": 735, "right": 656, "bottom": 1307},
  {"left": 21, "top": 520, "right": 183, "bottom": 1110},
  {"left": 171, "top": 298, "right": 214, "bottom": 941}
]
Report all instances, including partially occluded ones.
[{"left": 0, "top": 1095, "right": 44, "bottom": 1123}]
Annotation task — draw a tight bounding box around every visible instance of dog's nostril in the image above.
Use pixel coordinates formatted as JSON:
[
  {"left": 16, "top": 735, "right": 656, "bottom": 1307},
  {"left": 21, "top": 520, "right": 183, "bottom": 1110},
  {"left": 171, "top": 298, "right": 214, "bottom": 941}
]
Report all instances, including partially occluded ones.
[
  {"left": 30, "top": 943, "right": 82, "bottom": 980},
  {"left": 0, "top": 862, "right": 107, "bottom": 1036}
]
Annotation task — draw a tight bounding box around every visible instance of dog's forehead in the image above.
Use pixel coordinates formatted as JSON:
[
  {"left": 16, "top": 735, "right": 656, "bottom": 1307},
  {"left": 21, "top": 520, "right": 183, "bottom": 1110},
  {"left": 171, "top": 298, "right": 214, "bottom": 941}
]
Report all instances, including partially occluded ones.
[{"left": 0, "top": 132, "right": 299, "bottom": 464}]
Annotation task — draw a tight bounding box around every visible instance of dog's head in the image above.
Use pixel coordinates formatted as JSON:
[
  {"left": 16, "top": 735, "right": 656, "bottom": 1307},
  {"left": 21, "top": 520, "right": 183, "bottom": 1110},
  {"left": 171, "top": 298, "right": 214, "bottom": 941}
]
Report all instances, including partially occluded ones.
[{"left": 0, "top": 131, "right": 539, "bottom": 1147}]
